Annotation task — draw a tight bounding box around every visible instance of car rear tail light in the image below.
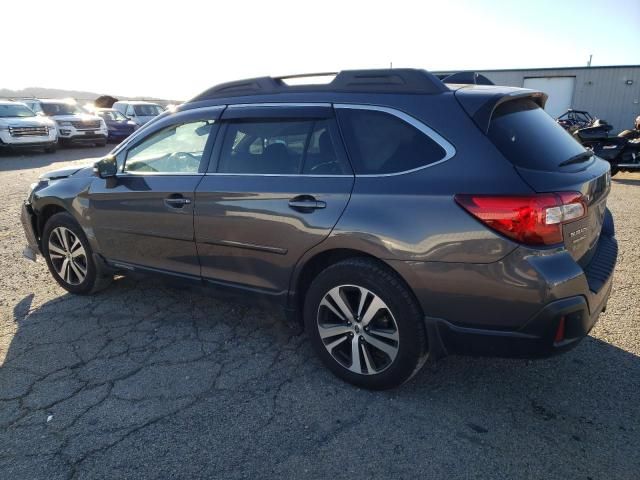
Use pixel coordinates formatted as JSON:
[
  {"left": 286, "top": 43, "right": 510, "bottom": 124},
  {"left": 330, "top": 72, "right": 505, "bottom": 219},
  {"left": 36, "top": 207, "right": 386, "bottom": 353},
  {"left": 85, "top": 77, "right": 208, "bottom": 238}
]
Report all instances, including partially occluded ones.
[{"left": 454, "top": 192, "right": 586, "bottom": 246}]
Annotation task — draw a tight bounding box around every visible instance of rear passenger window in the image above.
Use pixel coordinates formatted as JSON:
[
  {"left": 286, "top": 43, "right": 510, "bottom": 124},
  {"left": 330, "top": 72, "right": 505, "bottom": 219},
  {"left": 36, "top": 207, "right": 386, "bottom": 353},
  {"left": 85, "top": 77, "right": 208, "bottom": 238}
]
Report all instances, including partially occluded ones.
[
  {"left": 336, "top": 108, "right": 447, "bottom": 175},
  {"left": 217, "top": 120, "right": 350, "bottom": 175}
]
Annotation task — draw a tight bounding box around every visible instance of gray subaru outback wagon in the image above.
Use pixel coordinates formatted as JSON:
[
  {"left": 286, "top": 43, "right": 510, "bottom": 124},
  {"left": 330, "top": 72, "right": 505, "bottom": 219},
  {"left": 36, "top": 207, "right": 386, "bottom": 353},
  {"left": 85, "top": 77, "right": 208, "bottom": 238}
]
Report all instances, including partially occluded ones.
[{"left": 21, "top": 69, "right": 617, "bottom": 389}]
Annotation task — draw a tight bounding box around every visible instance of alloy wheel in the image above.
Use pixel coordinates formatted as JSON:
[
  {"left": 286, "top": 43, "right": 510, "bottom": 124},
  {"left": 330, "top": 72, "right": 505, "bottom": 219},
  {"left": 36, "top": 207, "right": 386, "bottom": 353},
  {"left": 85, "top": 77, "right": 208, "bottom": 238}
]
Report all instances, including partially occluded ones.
[
  {"left": 316, "top": 285, "right": 399, "bottom": 375},
  {"left": 48, "top": 226, "right": 87, "bottom": 285}
]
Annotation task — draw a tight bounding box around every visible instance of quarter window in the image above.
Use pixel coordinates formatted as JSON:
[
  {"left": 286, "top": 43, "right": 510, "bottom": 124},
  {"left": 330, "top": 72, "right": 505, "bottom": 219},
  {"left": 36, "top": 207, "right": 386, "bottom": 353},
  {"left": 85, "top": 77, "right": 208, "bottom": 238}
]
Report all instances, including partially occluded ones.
[
  {"left": 336, "top": 108, "right": 447, "bottom": 175},
  {"left": 217, "top": 119, "right": 349, "bottom": 175},
  {"left": 124, "top": 120, "right": 214, "bottom": 173}
]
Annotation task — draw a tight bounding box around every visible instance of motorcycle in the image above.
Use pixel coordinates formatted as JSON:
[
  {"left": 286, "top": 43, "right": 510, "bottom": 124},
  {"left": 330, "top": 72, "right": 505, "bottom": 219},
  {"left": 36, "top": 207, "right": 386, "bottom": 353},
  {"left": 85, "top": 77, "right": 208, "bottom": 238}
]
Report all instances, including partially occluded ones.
[
  {"left": 618, "top": 115, "right": 640, "bottom": 141},
  {"left": 572, "top": 121, "right": 640, "bottom": 176}
]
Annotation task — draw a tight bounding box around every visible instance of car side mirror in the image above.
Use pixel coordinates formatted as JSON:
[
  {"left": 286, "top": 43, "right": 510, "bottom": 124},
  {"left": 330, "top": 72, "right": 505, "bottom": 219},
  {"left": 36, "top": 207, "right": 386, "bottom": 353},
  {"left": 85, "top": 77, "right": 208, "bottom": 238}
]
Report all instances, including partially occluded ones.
[{"left": 94, "top": 156, "right": 118, "bottom": 179}]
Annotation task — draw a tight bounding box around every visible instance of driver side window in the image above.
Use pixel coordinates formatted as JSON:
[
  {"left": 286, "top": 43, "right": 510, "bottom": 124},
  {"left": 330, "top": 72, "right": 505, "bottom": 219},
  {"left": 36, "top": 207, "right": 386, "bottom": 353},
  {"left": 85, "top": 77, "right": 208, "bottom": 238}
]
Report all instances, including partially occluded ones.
[{"left": 124, "top": 121, "right": 214, "bottom": 174}]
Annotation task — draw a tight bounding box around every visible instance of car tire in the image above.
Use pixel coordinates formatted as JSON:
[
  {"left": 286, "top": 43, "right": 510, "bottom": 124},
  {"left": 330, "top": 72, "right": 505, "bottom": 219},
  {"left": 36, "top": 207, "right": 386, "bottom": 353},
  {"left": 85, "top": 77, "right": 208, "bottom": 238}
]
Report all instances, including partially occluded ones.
[
  {"left": 42, "top": 212, "right": 112, "bottom": 295},
  {"left": 304, "top": 257, "right": 428, "bottom": 390}
]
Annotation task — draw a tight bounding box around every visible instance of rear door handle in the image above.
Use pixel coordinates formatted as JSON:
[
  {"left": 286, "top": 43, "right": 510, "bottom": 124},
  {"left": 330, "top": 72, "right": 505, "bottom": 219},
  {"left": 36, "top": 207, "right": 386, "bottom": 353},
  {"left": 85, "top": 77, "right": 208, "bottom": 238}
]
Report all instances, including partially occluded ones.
[
  {"left": 288, "top": 195, "right": 326, "bottom": 212},
  {"left": 164, "top": 195, "right": 192, "bottom": 209}
]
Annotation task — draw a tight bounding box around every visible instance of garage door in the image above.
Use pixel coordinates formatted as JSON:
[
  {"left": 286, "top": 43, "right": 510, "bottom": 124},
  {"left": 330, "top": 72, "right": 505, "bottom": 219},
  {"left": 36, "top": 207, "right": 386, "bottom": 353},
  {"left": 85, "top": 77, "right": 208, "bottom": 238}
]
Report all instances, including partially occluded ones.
[{"left": 523, "top": 76, "right": 576, "bottom": 118}]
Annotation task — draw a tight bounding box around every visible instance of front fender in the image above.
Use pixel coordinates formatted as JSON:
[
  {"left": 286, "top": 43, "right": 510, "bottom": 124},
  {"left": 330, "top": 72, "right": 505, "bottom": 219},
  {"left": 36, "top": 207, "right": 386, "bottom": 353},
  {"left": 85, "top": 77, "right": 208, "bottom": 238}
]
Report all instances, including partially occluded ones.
[{"left": 31, "top": 176, "right": 97, "bottom": 251}]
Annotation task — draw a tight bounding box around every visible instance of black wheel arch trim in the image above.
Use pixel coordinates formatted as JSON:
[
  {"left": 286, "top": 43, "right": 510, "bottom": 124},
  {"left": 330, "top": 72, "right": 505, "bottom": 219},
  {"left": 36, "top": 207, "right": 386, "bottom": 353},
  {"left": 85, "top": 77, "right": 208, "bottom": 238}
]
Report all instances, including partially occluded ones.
[{"left": 286, "top": 242, "right": 422, "bottom": 327}]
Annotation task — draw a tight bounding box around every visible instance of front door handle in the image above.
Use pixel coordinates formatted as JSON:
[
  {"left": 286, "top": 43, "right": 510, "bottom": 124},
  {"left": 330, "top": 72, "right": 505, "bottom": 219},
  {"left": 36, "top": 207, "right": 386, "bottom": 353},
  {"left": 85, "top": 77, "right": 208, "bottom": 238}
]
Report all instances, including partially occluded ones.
[
  {"left": 164, "top": 195, "right": 192, "bottom": 209},
  {"left": 288, "top": 195, "right": 326, "bottom": 212}
]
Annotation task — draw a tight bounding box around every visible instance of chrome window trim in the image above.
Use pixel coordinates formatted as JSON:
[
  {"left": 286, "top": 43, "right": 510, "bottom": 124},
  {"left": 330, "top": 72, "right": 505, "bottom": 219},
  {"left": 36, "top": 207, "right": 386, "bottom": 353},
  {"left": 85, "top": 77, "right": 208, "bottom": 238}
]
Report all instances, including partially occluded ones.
[
  {"left": 333, "top": 103, "right": 456, "bottom": 177},
  {"left": 203, "top": 173, "right": 352, "bottom": 178},
  {"left": 117, "top": 172, "right": 203, "bottom": 177}
]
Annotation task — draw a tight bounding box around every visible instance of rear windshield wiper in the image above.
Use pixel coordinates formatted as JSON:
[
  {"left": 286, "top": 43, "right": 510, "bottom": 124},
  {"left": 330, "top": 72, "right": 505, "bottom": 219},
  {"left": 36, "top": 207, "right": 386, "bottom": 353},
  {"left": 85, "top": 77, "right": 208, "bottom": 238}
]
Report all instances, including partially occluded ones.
[{"left": 558, "top": 151, "right": 594, "bottom": 167}]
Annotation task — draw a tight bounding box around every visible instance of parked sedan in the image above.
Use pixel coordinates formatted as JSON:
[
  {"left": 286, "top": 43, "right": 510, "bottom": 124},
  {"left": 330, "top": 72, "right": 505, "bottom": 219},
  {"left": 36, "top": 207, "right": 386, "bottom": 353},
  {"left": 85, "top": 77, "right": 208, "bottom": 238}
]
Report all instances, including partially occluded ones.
[{"left": 95, "top": 108, "right": 137, "bottom": 143}]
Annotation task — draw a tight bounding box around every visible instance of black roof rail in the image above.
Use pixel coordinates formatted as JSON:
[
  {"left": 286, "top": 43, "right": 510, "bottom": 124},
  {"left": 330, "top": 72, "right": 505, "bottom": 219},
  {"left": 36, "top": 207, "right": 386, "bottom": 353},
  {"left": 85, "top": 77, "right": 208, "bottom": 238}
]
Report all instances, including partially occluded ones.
[
  {"left": 190, "top": 69, "right": 448, "bottom": 102},
  {"left": 439, "top": 72, "right": 495, "bottom": 85}
]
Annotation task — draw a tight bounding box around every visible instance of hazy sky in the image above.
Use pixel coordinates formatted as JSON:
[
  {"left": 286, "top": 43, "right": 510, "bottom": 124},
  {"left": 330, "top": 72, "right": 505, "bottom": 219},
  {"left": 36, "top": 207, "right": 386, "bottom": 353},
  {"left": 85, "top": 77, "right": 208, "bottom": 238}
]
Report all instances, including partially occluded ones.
[{"left": 2, "top": 0, "right": 639, "bottom": 100}]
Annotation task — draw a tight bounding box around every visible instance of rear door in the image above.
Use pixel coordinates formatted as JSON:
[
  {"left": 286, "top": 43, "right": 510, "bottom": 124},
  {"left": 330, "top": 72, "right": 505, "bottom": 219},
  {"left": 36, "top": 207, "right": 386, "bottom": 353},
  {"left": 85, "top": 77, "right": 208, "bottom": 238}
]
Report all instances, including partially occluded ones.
[
  {"left": 487, "top": 98, "right": 611, "bottom": 264},
  {"left": 194, "top": 104, "right": 354, "bottom": 298}
]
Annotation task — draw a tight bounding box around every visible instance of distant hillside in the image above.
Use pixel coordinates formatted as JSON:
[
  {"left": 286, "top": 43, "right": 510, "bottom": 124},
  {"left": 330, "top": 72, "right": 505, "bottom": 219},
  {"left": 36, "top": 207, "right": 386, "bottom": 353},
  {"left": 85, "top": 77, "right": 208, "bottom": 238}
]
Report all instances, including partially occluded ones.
[{"left": 0, "top": 87, "right": 181, "bottom": 105}]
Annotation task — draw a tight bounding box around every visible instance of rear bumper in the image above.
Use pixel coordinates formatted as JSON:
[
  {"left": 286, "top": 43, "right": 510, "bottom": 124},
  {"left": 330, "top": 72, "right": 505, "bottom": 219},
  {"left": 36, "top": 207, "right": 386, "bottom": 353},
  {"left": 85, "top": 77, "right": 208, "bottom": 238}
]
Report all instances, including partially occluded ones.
[
  {"left": 429, "top": 282, "right": 611, "bottom": 358},
  {"left": 392, "top": 228, "right": 618, "bottom": 359}
]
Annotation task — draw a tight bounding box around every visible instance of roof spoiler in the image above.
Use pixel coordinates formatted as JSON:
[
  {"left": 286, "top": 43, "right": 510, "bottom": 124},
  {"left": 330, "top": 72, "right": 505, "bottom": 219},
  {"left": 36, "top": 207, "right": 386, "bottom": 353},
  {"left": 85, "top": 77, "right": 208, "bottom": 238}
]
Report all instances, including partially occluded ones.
[
  {"left": 190, "top": 69, "right": 449, "bottom": 102},
  {"left": 439, "top": 72, "right": 495, "bottom": 85},
  {"left": 454, "top": 88, "right": 548, "bottom": 134}
]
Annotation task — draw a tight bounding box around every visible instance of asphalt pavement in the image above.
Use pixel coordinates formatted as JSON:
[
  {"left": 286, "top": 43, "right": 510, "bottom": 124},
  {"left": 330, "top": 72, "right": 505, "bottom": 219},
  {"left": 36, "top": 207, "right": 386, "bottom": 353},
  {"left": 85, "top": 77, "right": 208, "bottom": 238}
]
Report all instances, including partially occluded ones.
[{"left": 0, "top": 146, "right": 638, "bottom": 479}]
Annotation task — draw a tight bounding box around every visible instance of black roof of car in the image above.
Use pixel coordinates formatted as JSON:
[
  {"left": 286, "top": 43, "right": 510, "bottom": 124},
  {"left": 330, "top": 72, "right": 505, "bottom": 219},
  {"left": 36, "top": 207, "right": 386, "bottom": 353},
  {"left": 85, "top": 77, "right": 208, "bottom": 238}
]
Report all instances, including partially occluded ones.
[
  {"left": 177, "top": 69, "right": 547, "bottom": 136},
  {"left": 190, "top": 69, "right": 449, "bottom": 103}
]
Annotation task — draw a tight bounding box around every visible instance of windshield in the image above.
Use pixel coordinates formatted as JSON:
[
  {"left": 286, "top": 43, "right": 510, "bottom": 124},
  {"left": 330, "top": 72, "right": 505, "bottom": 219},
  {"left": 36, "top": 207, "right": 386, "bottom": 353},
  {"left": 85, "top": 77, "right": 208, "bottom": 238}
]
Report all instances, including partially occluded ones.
[
  {"left": 488, "top": 99, "right": 587, "bottom": 171},
  {"left": 41, "top": 102, "right": 84, "bottom": 116},
  {"left": 98, "top": 110, "right": 128, "bottom": 121},
  {"left": 0, "top": 104, "right": 36, "bottom": 118},
  {"left": 134, "top": 104, "right": 163, "bottom": 116}
]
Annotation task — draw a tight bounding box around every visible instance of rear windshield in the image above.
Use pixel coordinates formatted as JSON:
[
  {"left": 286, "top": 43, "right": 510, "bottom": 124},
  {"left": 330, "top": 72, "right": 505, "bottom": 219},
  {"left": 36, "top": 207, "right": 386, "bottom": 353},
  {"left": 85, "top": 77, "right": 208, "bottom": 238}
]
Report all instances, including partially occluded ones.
[{"left": 488, "top": 99, "right": 586, "bottom": 170}]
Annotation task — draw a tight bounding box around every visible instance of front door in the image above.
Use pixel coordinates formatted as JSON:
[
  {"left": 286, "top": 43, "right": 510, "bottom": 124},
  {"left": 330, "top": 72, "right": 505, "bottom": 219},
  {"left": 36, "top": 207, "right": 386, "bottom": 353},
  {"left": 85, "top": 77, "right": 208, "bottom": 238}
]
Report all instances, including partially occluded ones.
[
  {"left": 195, "top": 105, "right": 354, "bottom": 299},
  {"left": 88, "top": 116, "right": 219, "bottom": 276}
]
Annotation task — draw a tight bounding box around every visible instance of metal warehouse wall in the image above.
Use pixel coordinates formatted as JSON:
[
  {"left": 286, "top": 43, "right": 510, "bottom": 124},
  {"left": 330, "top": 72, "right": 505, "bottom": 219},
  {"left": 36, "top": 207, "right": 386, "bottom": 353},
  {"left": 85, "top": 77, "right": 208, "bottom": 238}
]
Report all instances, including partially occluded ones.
[{"left": 438, "top": 66, "right": 640, "bottom": 131}]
